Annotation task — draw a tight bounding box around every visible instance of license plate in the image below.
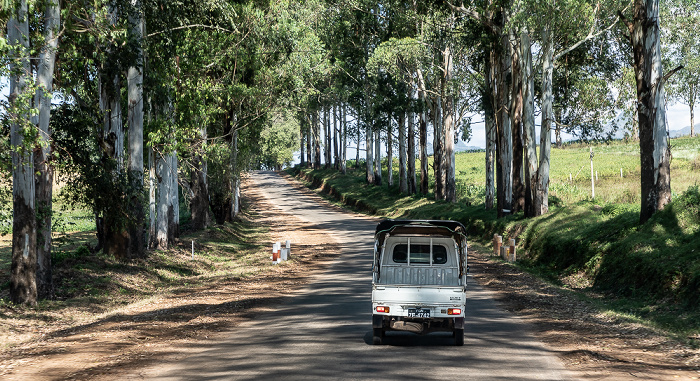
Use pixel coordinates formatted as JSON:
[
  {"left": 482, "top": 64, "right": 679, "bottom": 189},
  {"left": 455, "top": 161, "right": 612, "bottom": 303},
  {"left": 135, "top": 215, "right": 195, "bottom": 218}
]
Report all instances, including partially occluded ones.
[{"left": 407, "top": 308, "right": 430, "bottom": 318}]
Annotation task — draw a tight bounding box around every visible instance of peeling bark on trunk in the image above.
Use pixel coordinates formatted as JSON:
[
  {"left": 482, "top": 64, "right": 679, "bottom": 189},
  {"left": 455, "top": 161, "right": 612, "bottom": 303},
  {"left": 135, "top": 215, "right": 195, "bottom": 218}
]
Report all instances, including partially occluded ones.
[
  {"left": 9, "top": 0, "right": 37, "bottom": 305},
  {"left": 625, "top": 0, "right": 672, "bottom": 223}
]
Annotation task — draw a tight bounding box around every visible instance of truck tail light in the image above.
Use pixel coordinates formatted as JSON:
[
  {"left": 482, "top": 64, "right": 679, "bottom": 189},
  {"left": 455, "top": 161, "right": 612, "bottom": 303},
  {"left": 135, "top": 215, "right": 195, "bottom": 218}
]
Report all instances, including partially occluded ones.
[
  {"left": 448, "top": 308, "right": 462, "bottom": 315},
  {"left": 376, "top": 306, "right": 390, "bottom": 313}
]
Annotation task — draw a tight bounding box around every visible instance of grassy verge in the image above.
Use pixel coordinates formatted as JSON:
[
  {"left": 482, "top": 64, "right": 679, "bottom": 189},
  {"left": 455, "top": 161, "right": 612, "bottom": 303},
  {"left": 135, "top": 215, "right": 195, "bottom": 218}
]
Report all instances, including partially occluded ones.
[
  {"left": 0, "top": 204, "right": 279, "bottom": 349},
  {"left": 288, "top": 149, "right": 700, "bottom": 342}
]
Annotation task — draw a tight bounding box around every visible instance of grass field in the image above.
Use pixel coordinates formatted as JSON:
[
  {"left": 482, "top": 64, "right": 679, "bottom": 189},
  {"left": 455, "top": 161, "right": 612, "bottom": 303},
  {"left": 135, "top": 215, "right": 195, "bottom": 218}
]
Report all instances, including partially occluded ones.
[{"left": 448, "top": 136, "right": 700, "bottom": 205}]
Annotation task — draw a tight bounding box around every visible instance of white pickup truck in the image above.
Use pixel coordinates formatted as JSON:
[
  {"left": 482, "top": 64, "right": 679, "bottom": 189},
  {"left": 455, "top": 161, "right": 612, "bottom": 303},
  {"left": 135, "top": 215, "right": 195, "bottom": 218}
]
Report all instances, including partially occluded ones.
[{"left": 372, "top": 220, "right": 468, "bottom": 346}]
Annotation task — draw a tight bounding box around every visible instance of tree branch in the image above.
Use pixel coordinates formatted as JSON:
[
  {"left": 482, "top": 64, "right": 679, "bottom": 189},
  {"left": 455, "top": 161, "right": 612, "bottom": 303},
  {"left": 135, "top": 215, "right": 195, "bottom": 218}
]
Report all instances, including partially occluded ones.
[
  {"left": 618, "top": 10, "right": 634, "bottom": 35},
  {"left": 661, "top": 65, "right": 684, "bottom": 88},
  {"left": 554, "top": 3, "right": 627, "bottom": 61},
  {"left": 445, "top": 1, "right": 498, "bottom": 34},
  {"left": 147, "top": 24, "right": 234, "bottom": 38}
]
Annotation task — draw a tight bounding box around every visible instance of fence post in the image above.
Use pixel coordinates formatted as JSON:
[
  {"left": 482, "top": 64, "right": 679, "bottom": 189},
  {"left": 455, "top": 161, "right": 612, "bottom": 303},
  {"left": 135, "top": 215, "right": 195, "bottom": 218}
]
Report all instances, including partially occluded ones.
[
  {"left": 590, "top": 147, "right": 595, "bottom": 200},
  {"left": 494, "top": 234, "right": 502, "bottom": 257}
]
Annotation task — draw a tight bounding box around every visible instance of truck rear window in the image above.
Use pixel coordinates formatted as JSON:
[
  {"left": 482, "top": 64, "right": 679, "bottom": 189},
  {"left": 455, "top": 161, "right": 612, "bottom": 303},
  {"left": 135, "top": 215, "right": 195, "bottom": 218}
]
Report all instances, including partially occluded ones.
[{"left": 392, "top": 244, "right": 448, "bottom": 264}]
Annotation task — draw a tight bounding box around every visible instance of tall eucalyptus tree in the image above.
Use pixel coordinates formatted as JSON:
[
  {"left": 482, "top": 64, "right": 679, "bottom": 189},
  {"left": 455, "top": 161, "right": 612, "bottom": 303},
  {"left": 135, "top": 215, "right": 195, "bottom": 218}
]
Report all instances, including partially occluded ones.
[
  {"left": 620, "top": 0, "right": 683, "bottom": 223},
  {"left": 7, "top": 0, "right": 37, "bottom": 305}
]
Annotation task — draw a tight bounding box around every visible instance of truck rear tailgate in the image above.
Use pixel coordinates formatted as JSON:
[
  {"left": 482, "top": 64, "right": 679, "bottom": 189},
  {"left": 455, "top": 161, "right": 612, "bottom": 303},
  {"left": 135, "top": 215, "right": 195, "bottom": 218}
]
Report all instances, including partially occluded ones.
[{"left": 372, "top": 285, "right": 465, "bottom": 318}]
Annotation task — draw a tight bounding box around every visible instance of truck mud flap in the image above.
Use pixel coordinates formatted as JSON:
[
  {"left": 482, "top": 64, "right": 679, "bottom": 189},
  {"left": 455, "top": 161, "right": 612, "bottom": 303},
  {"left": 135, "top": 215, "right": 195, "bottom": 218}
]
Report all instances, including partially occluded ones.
[
  {"left": 454, "top": 317, "right": 464, "bottom": 329},
  {"left": 372, "top": 314, "right": 384, "bottom": 328}
]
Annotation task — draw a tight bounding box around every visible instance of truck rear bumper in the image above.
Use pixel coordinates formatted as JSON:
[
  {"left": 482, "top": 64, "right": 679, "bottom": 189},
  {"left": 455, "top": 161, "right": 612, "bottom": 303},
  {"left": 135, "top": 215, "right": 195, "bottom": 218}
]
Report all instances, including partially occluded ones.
[{"left": 373, "top": 314, "right": 464, "bottom": 334}]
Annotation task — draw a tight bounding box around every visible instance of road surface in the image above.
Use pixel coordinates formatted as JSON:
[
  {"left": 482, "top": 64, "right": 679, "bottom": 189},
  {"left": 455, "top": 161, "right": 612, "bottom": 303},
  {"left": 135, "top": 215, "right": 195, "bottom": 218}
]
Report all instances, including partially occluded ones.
[{"left": 127, "top": 171, "right": 573, "bottom": 380}]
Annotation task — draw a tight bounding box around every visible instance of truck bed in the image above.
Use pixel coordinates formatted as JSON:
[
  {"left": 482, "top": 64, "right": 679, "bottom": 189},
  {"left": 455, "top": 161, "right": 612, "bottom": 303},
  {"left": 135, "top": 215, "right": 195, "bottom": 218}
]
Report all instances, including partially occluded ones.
[{"left": 377, "top": 265, "right": 461, "bottom": 286}]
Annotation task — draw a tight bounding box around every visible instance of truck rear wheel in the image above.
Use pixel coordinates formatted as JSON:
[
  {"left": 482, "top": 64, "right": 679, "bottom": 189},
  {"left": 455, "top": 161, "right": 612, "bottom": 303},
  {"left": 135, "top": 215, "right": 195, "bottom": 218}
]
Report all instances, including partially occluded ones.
[
  {"left": 454, "top": 328, "right": 464, "bottom": 346},
  {"left": 372, "top": 328, "right": 383, "bottom": 345}
]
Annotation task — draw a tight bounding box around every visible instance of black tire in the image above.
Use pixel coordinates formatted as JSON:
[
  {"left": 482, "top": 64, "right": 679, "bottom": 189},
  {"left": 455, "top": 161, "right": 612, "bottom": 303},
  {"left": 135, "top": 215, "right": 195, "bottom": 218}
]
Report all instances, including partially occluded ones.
[
  {"left": 373, "top": 328, "right": 383, "bottom": 345},
  {"left": 454, "top": 328, "right": 464, "bottom": 346}
]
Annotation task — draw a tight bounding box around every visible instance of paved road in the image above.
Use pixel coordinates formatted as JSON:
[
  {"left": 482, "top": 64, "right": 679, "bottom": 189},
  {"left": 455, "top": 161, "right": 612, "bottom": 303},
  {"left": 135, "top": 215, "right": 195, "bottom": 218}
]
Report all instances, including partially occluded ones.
[{"left": 129, "top": 171, "right": 573, "bottom": 380}]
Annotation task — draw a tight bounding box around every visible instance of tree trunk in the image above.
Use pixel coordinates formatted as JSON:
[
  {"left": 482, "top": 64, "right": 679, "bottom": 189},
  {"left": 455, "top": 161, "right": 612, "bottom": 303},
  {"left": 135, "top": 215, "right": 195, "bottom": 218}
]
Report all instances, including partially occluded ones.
[
  {"left": 407, "top": 102, "right": 416, "bottom": 194},
  {"left": 342, "top": 103, "right": 347, "bottom": 174},
  {"left": 510, "top": 32, "right": 525, "bottom": 213},
  {"left": 148, "top": 147, "right": 157, "bottom": 249},
  {"left": 230, "top": 128, "right": 240, "bottom": 221},
  {"left": 325, "top": 106, "right": 331, "bottom": 169},
  {"left": 190, "top": 126, "right": 210, "bottom": 230},
  {"left": 521, "top": 28, "right": 538, "bottom": 217},
  {"left": 127, "top": 0, "right": 145, "bottom": 258},
  {"left": 374, "top": 129, "right": 382, "bottom": 185},
  {"left": 626, "top": 0, "right": 672, "bottom": 223},
  {"left": 97, "top": 3, "right": 127, "bottom": 258},
  {"left": 366, "top": 123, "right": 374, "bottom": 184},
  {"left": 356, "top": 109, "right": 361, "bottom": 169},
  {"left": 419, "top": 95, "right": 429, "bottom": 195},
  {"left": 306, "top": 115, "right": 312, "bottom": 166},
  {"left": 399, "top": 111, "right": 408, "bottom": 194},
  {"left": 33, "top": 0, "right": 60, "bottom": 299},
  {"left": 690, "top": 99, "right": 695, "bottom": 137},
  {"left": 387, "top": 118, "right": 393, "bottom": 187},
  {"left": 313, "top": 111, "right": 321, "bottom": 169},
  {"left": 536, "top": 26, "right": 554, "bottom": 216},
  {"left": 9, "top": 0, "right": 37, "bottom": 305},
  {"left": 331, "top": 105, "right": 340, "bottom": 170},
  {"left": 155, "top": 151, "right": 170, "bottom": 250},
  {"left": 484, "top": 50, "right": 496, "bottom": 210},
  {"left": 168, "top": 151, "right": 179, "bottom": 239},
  {"left": 496, "top": 27, "right": 513, "bottom": 217},
  {"left": 443, "top": 45, "right": 456, "bottom": 203},
  {"left": 555, "top": 122, "right": 563, "bottom": 148},
  {"left": 300, "top": 118, "right": 306, "bottom": 167},
  {"left": 433, "top": 96, "right": 445, "bottom": 201}
]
